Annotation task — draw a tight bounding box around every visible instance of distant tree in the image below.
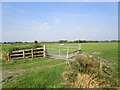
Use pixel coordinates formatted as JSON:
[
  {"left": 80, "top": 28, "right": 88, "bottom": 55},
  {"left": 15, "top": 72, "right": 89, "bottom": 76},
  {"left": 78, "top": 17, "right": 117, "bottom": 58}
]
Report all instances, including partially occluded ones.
[
  {"left": 4, "top": 42, "right": 6, "bottom": 44},
  {"left": 111, "top": 40, "right": 118, "bottom": 42},
  {"left": 34, "top": 40, "right": 38, "bottom": 44},
  {"left": 15, "top": 41, "right": 23, "bottom": 44},
  {"left": 59, "top": 40, "right": 68, "bottom": 43},
  {"left": 24, "top": 42, "right": 28, "bottom": 43},
  {"left": 73, "top": 40, "right": 87, "bottom": 43}
]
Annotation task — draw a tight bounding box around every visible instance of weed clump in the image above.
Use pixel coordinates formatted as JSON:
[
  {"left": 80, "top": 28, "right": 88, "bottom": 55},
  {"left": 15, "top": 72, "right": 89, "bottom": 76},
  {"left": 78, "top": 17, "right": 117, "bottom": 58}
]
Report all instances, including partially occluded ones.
[{"left": 62, "top": 53, "right": 119, "bottom": 88}]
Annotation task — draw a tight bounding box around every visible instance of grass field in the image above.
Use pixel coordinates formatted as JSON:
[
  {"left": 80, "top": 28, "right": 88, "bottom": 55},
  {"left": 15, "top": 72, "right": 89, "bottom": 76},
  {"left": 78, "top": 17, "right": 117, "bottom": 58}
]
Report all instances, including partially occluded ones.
[
  {"left": 2, "top": 42, "right": 118, "bottom": 62},
  {"left": 1, "top": 42, "right": 119, "bottom": 88},
  {"left": 2, "top": 58, "right": 66, "bottom": 88}
]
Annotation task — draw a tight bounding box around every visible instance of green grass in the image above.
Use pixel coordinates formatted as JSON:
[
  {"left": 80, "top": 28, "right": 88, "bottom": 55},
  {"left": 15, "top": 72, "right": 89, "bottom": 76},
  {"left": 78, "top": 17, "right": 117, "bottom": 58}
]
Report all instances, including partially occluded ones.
[
  {"left": 2, "top": 42, "right": 118, "bottom": 63},
  {"left": 2, "top": 57, "right": 66, "bottom": 88},
  {"left": 81, "top": 43, "right": 118, "bottom": 63},
  {"left": 46, "top": 42, "right": 118, "bottom": 63},
  {"left": 3, "top": 58, "right": 64, "bottom": 70},
  {"left": 4, "top": 63, "right": 66, "bottom": 88},
  {"left": 1, "top": 42, "right": 119, "bottom": 88}
]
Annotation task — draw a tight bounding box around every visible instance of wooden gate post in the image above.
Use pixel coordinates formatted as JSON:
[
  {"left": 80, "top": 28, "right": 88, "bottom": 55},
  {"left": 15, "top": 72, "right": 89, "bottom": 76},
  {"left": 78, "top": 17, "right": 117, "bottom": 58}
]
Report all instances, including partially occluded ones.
[
  {"left": 66, "top": 47, "right": 69, "bottom": 59},
  {"left": 43, "top": 45, "right": 46, "bottom": 57},
  {"left": 31, "top": 48, "right": 33, "bottom": 58},
  {"left": 100, "top": 59, "right": 103, "bottom": 73},
  {"left": 23, "top": 50, "right": 25, "bottom": 58},
  {"left": 59, "top": 46, "right": 60, "bottom": 57},
  {"left": 77, "top": 44, "right": 81, "bottom": 54},
  {"left": 7, "top": 53, "right": 10, "bottom": 61}
]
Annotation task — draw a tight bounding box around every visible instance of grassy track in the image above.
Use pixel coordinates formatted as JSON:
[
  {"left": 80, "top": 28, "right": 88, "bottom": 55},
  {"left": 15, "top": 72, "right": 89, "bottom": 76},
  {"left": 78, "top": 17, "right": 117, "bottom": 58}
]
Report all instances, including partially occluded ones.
[{"left": 2, "top": 57, "right": 66, "bottom": 88}]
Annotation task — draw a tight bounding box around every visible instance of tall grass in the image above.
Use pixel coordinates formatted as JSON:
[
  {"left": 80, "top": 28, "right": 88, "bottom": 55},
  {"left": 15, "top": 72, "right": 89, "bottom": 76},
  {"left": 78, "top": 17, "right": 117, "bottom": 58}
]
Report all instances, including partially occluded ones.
[{"left": 62, "top": 53, "right": 119, "bottom": 88}]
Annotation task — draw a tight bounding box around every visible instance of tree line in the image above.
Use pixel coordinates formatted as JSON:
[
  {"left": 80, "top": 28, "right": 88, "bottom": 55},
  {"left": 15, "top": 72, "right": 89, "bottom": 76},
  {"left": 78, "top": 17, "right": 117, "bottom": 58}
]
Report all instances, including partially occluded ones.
[{"left": 2, "top": 40, "right": 119, "bottom": 44}]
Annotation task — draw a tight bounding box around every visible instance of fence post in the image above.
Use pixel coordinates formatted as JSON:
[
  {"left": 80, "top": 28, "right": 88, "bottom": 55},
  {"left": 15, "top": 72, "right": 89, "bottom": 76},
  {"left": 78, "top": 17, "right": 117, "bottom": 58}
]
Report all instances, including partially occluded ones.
[
  {"left": 66, "top": 47, "right": 69, "bottom": 59},
  {"left": 43, "top": 45, "right": 46, "bottom": 57},
  {"left": 7, "top": 53, "right": 10, "bottom": 61},
  {"left": 31, "top": 48, "right": 33, "bottom": 58},
  {"left": 59, "top": 46, "right": 60, "bottom": 57},
  {"left": 23, "top": 50, "right": 25, "bottom": 58},
  {"left": 100, "top": 59, "right": 103, "bottom": 73},
  {"left": 77, "top": 44, "right": 81, "bottom": 54},
  {"left": 52, "top": 48, "right": 53, "bottom": 55}
]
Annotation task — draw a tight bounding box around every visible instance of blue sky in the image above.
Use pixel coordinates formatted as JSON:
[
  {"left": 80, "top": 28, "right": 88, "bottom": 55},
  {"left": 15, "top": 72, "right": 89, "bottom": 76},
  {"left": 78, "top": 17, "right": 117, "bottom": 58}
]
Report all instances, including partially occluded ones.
[{"left": 2, "top": 2, "right": 118, "bottom": 42}]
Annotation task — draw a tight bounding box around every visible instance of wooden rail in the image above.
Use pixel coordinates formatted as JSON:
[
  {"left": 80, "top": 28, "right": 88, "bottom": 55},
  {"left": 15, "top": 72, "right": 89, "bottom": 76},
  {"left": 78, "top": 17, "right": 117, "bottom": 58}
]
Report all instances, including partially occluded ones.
[
  {"left": 67, "top": 44, "right": 81, "bottom": 59},
  {"left": 9, "top": 45, "right": 46, "bottom": 60}
]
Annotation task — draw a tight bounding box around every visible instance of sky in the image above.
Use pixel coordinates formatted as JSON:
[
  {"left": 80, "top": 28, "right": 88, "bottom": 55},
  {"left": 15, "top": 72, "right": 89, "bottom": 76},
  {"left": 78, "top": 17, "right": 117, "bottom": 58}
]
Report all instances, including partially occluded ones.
[{"left": 2, "top": 2, "right": 118, "bottom": 42}]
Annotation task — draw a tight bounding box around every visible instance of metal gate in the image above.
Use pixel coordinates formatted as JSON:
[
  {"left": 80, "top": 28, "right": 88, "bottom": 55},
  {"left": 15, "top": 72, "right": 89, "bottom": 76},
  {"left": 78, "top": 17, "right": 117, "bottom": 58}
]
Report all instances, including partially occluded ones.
[{"left": 46, "top": 44, "right": 81, "bottom": 61}]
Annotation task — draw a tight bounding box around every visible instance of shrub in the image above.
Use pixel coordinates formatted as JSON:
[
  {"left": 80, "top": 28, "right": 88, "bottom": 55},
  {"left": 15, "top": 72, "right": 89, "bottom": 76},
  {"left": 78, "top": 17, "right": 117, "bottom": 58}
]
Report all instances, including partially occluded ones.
[
  {"left": 34, "top": 40, "right": 38, "bottom": 44},
  {"left": 62, "top": 53, "right": 119, "bottom": 88}
]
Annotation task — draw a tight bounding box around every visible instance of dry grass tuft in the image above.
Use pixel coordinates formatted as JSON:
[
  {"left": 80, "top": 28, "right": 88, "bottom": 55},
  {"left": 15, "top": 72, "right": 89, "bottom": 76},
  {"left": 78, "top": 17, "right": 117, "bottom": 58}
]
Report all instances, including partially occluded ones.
[{"left": 62, "top": 52, "right": 119, "bottom": 88}]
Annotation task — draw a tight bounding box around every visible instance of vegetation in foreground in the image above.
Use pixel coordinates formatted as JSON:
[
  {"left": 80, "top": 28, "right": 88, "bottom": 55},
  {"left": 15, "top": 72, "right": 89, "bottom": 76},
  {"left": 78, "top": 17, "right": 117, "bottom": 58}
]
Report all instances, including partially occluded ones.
[
  {"left": 62, "top": 53, "right": 119, "bottom": 88},
  {"left": 1, "top": 42, "right": 119, "bottom": 88},
  {"left": 2, "top": 57, "right": 66, "bottom": 88}
]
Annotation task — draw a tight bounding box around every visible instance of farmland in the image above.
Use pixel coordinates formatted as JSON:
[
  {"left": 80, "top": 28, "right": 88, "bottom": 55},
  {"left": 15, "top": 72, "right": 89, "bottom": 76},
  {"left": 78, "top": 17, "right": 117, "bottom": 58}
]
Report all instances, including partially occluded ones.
[
  {"left": 2, "top": 42, "right": 118, "bottom": 62},
  {"left": 1, "top": 42, "right": 119, "bottom": 88},
  {"left": 2, "top": 58, "right": 66, "bottom": 88}
]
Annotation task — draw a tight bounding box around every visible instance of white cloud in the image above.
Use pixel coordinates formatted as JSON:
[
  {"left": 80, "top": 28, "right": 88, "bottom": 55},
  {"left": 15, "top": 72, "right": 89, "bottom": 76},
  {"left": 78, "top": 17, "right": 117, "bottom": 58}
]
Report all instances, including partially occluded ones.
[
  {"left": 62, "top": 13, "right": 88, "bottom": 17},
  {"left": 49, "top": 12, "right": 89, "bottom": 17},
  {"left": 43, "top": 22, "right": 47, "bottom": 26},
  {"left": 38, "top": 22, "right": 50, "bottom": 30},
  {"left": 54, "top": 19, "right": 61, "bottom": 24},
  {"left": 3, "top": 31, "right": 14, "bottom": 35},
  {"left": 76, "top": 27, "right": 81, "bottom": 30}
]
